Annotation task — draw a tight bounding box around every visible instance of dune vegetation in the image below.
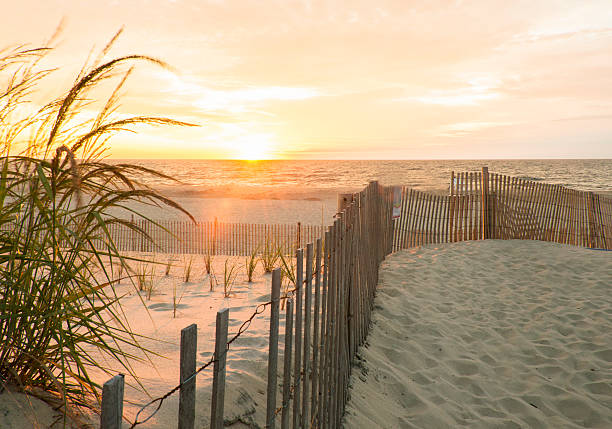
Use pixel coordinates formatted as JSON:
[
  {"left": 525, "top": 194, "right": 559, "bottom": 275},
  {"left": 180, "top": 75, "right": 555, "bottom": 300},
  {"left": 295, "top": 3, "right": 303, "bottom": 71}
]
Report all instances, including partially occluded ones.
[{"left": 0, "top": 33, "right": 195, "bottom": 420}]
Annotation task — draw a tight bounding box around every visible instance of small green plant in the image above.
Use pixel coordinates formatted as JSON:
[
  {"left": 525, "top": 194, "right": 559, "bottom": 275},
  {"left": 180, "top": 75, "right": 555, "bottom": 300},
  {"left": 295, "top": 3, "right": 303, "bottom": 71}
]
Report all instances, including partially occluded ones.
[
  {"left": 208, "top": 265, "right": 217, "bottom": 292},
  {"left": 183, "top": 256, "right": 194, "bottom": 283},
  {"left": 245, "top": 246, "right": 259, "bottom": 282},
  {"left": 165, "top": 257, "right": 173, "bottom": 276},
  {"left": 278, "top": 251, "right": 296, "bottom": 287},
  {"left": 260, "top": 238, "right": 279, "bottom": 272},
  {"left": 172, "top": 280, "right": 186, "bottom": 318},
  {"left": 223, "top": 258, "right": 238, "bottom": 298},
  {"left": 135, "top": 263, "right": 156, "bottom": 299},
  {"left": 204, "top": 249, "right": 213, "bottom": 274},
  {"left": 115, "top": 261, "right": 126, "bottom": 284},
  {"left": 278, "top": 251, "right": 296, "bottom": 309}
]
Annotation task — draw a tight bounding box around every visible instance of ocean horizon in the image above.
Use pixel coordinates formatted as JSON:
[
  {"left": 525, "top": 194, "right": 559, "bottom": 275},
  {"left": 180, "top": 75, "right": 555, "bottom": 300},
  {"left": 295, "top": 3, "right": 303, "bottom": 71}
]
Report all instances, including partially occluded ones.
[{"left": 108, "top": 159, "right": 612, "bottom": 224}]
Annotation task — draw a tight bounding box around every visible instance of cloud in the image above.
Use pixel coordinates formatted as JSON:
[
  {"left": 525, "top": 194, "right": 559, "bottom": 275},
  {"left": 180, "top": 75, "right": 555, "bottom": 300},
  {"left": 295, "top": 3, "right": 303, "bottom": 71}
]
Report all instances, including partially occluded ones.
[
  {"left": 395, "top": 77, "right": 502, "bottom": 106},
  {"left": 156, "top": 71, "right": 321, "bottom": 114},
  {"left": 436, "top": 121, "right": 515, "bottom": 137}
]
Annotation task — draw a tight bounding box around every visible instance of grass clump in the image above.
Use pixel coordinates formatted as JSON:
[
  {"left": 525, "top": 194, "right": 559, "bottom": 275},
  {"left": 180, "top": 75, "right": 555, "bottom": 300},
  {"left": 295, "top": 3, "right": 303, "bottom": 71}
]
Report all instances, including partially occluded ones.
[
  {"left": 204, "top": 248, "right": 213, "bottom": 274},
  {"left": 208, "top": 266, "right": 217, "bottom": 292},
  {"left": 164, "top": 257, "right": 173, "bottom": 276},
  {"left": 260, "top": 238, "right": 279, "bottom": 273},
  {"left": 135, "top": 263, "right": 156, "bottom": 299},
  {"left": 172, "top": 281, "right": 186, "bottom": 318},
  {"left": 278, "top": 251, "right": 296, "bottom": 309},
  {"left": 245, "top": 246, "right": 259, "bottom": 282},
  {"left": 0, "top": 36, "right": 195, "bottom": 417},
  {"left": 223, "top": 258, "right": 238, "bottom": 298},
  {"left": 183, "top": 255, "right": 194, "bottom": 283}
]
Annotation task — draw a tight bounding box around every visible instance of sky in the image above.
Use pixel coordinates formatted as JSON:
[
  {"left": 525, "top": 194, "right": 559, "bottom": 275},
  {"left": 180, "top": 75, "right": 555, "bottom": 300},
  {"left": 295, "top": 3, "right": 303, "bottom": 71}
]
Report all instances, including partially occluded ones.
[{"left": 2, "top": 0, "right": 612, "bottom": 159}]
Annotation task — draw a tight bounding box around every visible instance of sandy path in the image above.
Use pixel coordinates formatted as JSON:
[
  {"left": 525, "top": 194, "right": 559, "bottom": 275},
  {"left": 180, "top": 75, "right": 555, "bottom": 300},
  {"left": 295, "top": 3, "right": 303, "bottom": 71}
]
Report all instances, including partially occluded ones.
[{"left": 344, "top": 240, "right": 612, "bottom": 428}]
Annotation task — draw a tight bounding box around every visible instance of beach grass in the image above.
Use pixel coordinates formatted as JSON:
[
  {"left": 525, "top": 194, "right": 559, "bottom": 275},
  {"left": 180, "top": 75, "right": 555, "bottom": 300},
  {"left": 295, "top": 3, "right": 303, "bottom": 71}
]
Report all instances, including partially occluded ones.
[
  {"left": 260, "top": 238, "right": 279, "bottom": 272},
  {"left": 245, "top": 246, "right": 259, "bottom": 282},
  {"left": 223, "top": 258, "right": 238, "bottom": 297},
  {"left": 0, "top": 38, "right": 196, "bottom": 419},
  {"left": 183, "top": 255, "right": 194, "bottom": 283},
  {"left": 204, "top": 249, "right": 213, "bottom": 274}
]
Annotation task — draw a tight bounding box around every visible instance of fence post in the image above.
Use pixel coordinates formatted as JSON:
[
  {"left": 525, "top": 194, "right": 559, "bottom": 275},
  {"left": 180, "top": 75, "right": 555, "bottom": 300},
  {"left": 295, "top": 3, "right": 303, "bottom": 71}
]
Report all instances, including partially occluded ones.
[
  {"left": 179, "top": 324, "right": 197, "bottom": 429},
  {"left": 266, "top": 268, "right": 282, "bottom": 428},
  {"left": 297, "top": 222, "right": 302, "bottom": 251},
  {"left": 293, "top": 248, "right": 304, "bottom": 428},
  {"left": 337, "top": 193, "right": 353, "bottom": 214},
  {"left": 211, "top": 308, "right": 229, "bottom": 429},
  {"left": 100, "top": 374, "right": 124, "bottom": 429},
  {"left": 281, "top": 298, "right": 294, "bottom": 429},
  {"left": 302, "top": 243, "right": 314, "bottom": 427},
  {"left": 481, "top": 167, "right": 490, "bottom": 240}
]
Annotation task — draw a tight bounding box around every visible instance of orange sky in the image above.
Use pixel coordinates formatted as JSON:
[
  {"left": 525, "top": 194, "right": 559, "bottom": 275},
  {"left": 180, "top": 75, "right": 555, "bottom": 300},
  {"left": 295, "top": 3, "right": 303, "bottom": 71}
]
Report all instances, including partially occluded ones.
[{"left": 2, "top": 0, "right": 612, "bottom": 159}]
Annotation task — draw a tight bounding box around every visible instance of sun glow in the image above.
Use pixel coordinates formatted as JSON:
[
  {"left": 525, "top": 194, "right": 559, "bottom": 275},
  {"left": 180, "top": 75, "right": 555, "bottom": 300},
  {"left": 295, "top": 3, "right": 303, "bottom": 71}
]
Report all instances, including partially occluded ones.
[{"left": 232, "top": 134, "right": 275, "bottom": 160}]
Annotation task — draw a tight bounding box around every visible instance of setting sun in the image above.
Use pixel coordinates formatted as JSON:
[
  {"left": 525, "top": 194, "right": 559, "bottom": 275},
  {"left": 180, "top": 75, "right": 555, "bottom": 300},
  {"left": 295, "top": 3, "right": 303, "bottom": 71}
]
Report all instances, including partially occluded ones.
[{"left": 233, "top": 134, "right": 275, "bottom": 160}]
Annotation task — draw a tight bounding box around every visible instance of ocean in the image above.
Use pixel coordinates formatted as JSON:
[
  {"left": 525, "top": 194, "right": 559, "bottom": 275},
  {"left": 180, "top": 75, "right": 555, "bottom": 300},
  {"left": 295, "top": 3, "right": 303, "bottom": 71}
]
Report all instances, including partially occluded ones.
[{"left": 108, "top": 159, "right": 612, "bottom": 224}]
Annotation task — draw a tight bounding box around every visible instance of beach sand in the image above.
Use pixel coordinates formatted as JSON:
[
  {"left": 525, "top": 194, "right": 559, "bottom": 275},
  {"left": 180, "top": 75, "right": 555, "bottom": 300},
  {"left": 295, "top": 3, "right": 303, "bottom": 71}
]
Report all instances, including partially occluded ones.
[
  {"left": 344, "top": 240, "right": 612, "bottom": 428},
  {"left": 2, "top": 254, "right": 285, "bottom": 428},
  {"left": 4, "top": 240, "right": 611, "bottom": 428}
]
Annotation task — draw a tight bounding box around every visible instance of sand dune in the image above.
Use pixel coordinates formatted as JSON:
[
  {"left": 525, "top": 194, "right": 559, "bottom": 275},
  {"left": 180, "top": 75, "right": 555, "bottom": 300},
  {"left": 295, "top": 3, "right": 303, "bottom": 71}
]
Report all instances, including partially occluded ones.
[
  {"left": 344, "top": 240, "right": 612, "bottom": 428},
  {"left": 5, "top": 240, "right": 611, "bottom": 428}
]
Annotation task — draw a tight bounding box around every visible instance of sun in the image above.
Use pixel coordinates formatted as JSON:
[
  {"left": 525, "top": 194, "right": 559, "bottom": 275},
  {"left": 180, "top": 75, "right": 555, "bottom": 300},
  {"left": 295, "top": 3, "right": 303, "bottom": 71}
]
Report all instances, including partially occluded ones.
[{"left": 234, "top": 134, "right": 275, "bottom": 160}]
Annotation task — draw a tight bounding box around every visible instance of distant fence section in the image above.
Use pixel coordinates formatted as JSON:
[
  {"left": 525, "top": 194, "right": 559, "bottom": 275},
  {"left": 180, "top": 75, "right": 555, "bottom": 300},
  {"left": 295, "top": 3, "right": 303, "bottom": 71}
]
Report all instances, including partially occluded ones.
[
  {"left": 104, "top": 219, "right": 325, "bottom": 256},
  {"left": 393, "top": 168, "right": 612, "bottom": 251}
]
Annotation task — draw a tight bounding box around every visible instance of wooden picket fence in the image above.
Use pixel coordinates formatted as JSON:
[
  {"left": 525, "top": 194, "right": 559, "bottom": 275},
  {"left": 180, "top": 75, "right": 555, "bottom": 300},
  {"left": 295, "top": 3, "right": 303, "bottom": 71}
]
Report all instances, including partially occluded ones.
[
  {"left": 102, "top": 220, "right": 325, "bottom": 256},
  {"left": 100, "top": 181, "right": 394, "bottom": 429},
  {"left": 95, "top": 169, "right": 612, "bottom": 428},
  {"left": 393, "top": 167, "right": 612, "bottom": 251}
]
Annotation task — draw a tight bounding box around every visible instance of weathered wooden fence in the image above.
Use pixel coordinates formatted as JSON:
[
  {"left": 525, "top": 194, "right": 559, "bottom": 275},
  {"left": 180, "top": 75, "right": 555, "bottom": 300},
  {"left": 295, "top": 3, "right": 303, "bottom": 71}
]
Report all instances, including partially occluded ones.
[
  {"left": 393, "top": 168, "right": 612, "bottom": 251},
  {"left": 103, "top": 220, "right": 325, "bottom": 256},
  {"left": 100, "top": 181, "right": 394, "bottom": 428},
  {"left": 94, "top": 169, "right": 612, "bottom": 428}
]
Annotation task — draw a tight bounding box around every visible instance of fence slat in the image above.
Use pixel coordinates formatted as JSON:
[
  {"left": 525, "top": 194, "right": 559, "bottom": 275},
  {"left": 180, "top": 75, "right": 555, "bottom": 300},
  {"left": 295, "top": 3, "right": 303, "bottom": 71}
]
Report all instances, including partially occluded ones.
[
  {"left": 179, "top": 324, "right": 197, "bottom": 429},
  {"left": 210, "top": 309, "right": 229, "bottom": 429},
  {"left": 311, "top": 238, "right": 322, "bottom": 426},
  {"left": 292, "top": 248, "right": 304, "bottom": 429},
  {"left": 302, "top": 243, "right": 314, "bottom": 427},
  {"left": 100, "top": 375, "right": 124, "bottom": 429},
  {"left": 266, "top": 269, "right": 282, "bottom": 428},
  {"left": 281, "top": 297, "right": 294, "bottom": 429}
]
